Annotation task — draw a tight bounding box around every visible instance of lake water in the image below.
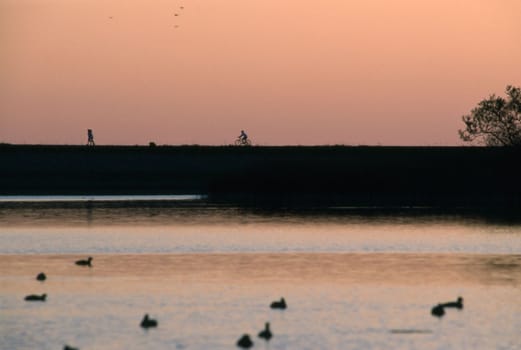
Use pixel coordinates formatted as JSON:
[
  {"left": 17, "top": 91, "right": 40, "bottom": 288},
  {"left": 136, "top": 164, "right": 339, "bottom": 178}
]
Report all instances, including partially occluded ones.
[{"left": 1, "top": 198, "right": 520, "bottom": 350}]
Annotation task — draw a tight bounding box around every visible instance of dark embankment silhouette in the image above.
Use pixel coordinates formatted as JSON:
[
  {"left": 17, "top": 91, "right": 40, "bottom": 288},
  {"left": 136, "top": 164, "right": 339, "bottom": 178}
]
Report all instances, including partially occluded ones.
[{"left": 0, "top": 144, "right": 519, "bottom": 208}]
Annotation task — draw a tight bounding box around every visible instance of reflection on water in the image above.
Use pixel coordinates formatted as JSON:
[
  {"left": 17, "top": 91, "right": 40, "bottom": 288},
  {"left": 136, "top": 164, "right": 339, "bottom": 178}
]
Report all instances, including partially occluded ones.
[
  {"left": 0, "top": 204, "right": 520, "bottom": 254},
  {"left": 1, "top": 202, "right": 520, "bottom": 349},
  {"left": 1, "top": 253, "right": 521, "bottom": 288},
  {"left": 0, "top": 194, "right": 205, "bottom": 203},
  {"left": 2, "top": 201, "right": 521, "bottom": 226}
]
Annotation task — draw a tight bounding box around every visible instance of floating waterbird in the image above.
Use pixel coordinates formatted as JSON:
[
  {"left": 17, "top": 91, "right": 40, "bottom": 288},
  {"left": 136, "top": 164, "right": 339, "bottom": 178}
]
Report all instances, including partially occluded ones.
[
  {"left": 258, "top": 322, "right": 272, "bottom": 340},
  {"left": 236, "top": 334, "right": 253, "bottom": 348},
  {"left": 431, "top": 304, "right": 445, "bottom": 317},
  {"left": 270, "top": 297, "right": 287, "bottom": 309},
  {"left": 36, "top": 272, "right": 46, "bottom": 281},
  {"left": 140, "top": 314, "right": 158, "bottom": 328},
  {"left": 440, "top": 297, "right": 463, "bottom": 309},
  {"left": 75, "top": 257, "right": 92, "bottom": 267},
  {"left": 24, "top": 293, "right": 47, "bottom": 302},
  {"left": 64, "top": 345, "right": 79, "bottom": 350}
]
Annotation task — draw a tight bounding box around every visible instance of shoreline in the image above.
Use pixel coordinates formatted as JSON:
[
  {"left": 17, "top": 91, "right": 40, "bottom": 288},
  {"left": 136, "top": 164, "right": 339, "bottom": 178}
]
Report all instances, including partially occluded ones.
[{"left": 1, "top": 144, "right": 520, "bottom": 208}]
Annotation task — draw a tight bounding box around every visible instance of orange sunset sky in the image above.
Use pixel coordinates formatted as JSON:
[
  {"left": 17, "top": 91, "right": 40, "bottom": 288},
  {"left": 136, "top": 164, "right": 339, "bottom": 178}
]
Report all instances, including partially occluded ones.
[{"left": 1, "top": 0, "right": 520, "bottom": 146}]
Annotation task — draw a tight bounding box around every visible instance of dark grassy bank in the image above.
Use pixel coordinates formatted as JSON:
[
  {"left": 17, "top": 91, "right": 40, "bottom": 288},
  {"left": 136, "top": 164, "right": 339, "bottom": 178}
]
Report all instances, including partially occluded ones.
[{"left": 1, "top": 144, "right": 520, "bottom": 208}]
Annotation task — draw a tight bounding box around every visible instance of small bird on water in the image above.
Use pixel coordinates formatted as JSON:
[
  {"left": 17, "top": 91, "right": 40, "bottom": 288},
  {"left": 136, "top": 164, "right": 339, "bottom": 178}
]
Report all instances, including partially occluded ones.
[
  {"left": 36, "top": 272, "right": 46, "bottom": 281},
  {"left": 25, "top": 293, "right": 47, "bottom": 302},
  {"left": 75, "top": 257, "right": 93, "bottom": 267},
  {"left": 64, "top": 345, "right": 79, "bottom": 350},
  {"left": 140, "top": 314, "right": 158, "bottom": 329},
  {"left": 440, "top": 296, "right": 463, "bottom": 309},
  {"left": 236, "top": 334, "right": 253, "bottom": 348},
  {"left": 270, "top": 297, "right": 287, "bottom": 309},
  {"left": 431, "top": 296, "right": 464, "bottom": 317},
  {"left": 258, "top": 322, "right": 272, "bottom": 341},
  {"left": 431, "top": 304, "right": 445, "bottom": 317}
]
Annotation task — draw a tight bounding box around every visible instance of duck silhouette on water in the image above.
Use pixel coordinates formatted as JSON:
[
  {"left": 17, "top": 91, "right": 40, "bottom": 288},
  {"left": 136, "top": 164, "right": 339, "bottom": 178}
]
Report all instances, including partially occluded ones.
[
  {"left": 75, "top": 257, "right": 92, "bottom": 267},
  {"left": 431, "top": 304, "right": 445, "bottom": 317},
  {"left": 431, "top": 296, "right": 464, "bottom": 317},
  {"left": 25, "top": 293, "right": 47, "bottom": 302},
  {"left": 440, "top": 297, "right": 463, "bottom": 309},
  {"left": 236, "top": 334, "right": 253, "bottom": 348},
  {"left": 258, "top": 322, "right": 272, "bottom": 341},
  {"left": 63, "top": 345, "right": 79, "bottom": 350},
  {"left": 140, "top": 314, "right": 158, "bottom": 329},
  {"left": 36, "top": 272, "right": 46, "bottom": 281},
  {"left": 270, "top": 297, "right": 287, "bottom": 309}
]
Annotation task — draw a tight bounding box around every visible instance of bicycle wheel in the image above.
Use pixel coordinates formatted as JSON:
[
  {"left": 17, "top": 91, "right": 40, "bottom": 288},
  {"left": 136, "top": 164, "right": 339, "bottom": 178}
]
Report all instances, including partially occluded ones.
[{"left": 234, "top": 139, "right": 242, "bottom": 146}]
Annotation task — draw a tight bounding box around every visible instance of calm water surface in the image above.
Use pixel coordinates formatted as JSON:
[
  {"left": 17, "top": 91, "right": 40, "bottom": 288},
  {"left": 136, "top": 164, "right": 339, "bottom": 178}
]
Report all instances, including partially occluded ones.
[{"left": 1, "top": 200, "right": 520, "bottom": 350}]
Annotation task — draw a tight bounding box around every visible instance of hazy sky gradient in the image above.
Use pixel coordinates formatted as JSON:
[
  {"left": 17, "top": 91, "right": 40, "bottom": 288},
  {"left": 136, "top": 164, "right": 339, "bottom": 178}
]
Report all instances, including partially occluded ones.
[{"left": 2, "top": 0, "right": 521, "bottom": 145}]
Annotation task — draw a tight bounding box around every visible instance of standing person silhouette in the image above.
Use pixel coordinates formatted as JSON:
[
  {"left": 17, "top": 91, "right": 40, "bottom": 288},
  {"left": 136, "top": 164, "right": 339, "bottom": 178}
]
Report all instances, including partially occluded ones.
[{"left": 87, "top": 129, "right": 95, "bottom": 146}]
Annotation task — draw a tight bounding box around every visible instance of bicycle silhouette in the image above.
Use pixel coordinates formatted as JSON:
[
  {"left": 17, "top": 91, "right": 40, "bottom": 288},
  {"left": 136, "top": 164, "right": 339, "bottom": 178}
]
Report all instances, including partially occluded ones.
[{"left": 234, "top": 137, "right": 252, "bottom": 146}]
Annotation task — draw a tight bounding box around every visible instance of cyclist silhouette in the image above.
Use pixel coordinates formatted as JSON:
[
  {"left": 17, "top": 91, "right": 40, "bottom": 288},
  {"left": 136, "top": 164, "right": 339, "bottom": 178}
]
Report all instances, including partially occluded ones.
[{"left": 235, "top": 130, "right": 251, "bottom": 146}]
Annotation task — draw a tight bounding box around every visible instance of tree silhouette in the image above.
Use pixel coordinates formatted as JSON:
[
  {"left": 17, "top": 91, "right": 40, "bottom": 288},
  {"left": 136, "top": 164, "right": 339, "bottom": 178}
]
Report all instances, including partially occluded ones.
[{"left": 459, "top": 85, "right": 521, "bottom": 146}]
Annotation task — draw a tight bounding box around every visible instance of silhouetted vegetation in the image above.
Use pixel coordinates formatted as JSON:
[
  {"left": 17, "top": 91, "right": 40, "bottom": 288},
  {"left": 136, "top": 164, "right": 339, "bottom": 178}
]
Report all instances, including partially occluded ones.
[{"left": 459, "top": 85, "right": 521, "bottom": 146}]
